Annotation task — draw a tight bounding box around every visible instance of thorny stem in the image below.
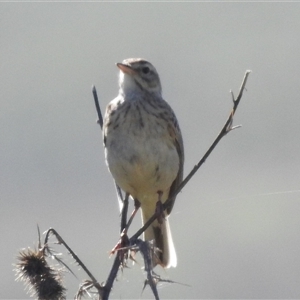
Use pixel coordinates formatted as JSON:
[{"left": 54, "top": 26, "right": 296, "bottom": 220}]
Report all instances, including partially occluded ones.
[
  {"left": 102, "top": 254, "right": 122, "bottom": 300},
  {"left": 131, "top": 70, "right": 251, "bottom": 241},
  {"left": 92, "top": 70, "right": 251, "bottom": 299},
  {"left": 44, "top": 228, "right": 100, "bottom": 289},
  {"left": 17, "top": 73, "right": 251, "bottom": 300}
]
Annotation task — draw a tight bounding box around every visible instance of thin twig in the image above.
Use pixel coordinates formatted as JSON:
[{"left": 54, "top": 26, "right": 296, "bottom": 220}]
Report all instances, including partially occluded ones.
[
  {"left": 171, "top": 70, "right": 251, "bottom": 198},
  {"left": 37, "top": 224, "right": 41, "bottom": 249},
  {"left": 131, "top": 70, "right": 251, "bottom": 241},
  {"left": 92, "top": 85, "right": 103, "bottom": 129},
  {"left": 92, "top": 70, "right": 251, "bottom": 299},
  {"left": 92, "top": 86, "right": 129, "bottom": 300},
  {"left": 44, "top": 228, "right": 101, "bottom": 291},
  {"left": 102, "top": 255, "right": 122, "bottom": 300},
  {"left": 138, "top": 240, "right": 159, "bottom": 300},
  {"left": 92, "top": 85, "right": 124, "bottom": 213}
]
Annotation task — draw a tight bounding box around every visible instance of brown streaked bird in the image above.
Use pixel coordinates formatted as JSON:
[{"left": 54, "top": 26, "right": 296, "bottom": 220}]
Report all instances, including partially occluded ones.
[{"left": 103, "top": 58, "right": 184, "bottom": 268}]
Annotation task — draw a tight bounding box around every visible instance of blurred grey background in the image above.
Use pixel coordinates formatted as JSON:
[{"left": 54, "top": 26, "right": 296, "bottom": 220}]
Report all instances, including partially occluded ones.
[{"left": 1, "top": 2, "right": 300, "bottom": 299}]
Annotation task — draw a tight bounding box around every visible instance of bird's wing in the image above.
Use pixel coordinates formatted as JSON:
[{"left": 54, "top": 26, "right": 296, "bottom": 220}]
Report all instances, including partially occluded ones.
[{"left": 166, "top": 111, "right": 184, "bottom": 215}]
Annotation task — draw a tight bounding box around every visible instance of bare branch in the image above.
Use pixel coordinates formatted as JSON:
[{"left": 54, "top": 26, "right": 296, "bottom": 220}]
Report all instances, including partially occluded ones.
[
  {"left": 102, "top": 254, "right": 122, "bottom": 300},
  {"left": 95, "top": 70, "right": 251, "bottom": 299},
  {"left": 131, "top": 70, "right": 251, "bottom": 241},
  {"left": 92, "top": 85, "right": 103, "bottom": 129},
  {"left": 44, "top": 228, "right": 102, "bottom": 296},
  {"left": 16, "top": 72, "right": 251, "bottom": 300},
  {"left": 138, "top": 240, "right": 159, "bottom": 300},
  {"left": 92, "top": 86, "right": 125, "bottom": 222},
  {"left": 173, "top": 70, "right": 251, "bottom": 197}
]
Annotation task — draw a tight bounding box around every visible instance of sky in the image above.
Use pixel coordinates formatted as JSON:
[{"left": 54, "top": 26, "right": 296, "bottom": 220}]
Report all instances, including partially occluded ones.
[{"left": 1, "top": 2, "right": 300, "bottom": 299}]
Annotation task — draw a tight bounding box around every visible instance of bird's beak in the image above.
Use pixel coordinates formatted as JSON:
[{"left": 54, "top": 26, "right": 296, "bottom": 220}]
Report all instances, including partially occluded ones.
[{"left": 116, "top": 63, "right": 136, "bottom": 75}]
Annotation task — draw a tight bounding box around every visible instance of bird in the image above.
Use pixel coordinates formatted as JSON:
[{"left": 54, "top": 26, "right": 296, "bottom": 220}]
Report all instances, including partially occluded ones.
[{"left": 103, "top": 58, "right": 184, "bottom": 268}]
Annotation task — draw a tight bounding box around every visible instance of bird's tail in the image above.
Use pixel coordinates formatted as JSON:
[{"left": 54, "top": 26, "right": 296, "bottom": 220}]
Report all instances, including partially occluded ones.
[{"left": 142, "top": 212, "right": 177, "bottom": 268}]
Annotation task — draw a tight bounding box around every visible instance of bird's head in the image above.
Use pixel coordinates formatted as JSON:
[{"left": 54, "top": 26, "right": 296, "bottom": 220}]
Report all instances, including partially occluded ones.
[{"left": 117, "top": 58, "right": 162, "bottom": 95}]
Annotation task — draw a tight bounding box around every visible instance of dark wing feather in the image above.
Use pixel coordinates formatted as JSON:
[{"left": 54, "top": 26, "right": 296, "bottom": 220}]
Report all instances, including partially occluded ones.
[{"left": 166, "top": 119, "right": 184, "bottom": 215}]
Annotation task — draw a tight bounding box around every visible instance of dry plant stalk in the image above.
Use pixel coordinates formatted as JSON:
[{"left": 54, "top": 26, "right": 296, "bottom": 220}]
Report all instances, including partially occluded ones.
[{"left": 15, "top": 70, "right": 251, "bottom": 300}]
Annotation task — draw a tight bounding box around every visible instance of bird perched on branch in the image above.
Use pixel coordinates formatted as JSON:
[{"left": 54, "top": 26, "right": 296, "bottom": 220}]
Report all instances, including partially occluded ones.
[{"left": 103, "top": 58, "right": 184, "bottom": 268}]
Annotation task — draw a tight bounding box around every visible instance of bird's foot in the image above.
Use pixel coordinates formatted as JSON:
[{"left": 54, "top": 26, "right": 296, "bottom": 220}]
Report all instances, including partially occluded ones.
[{"left": 110, "top": 230, "right": 130, "bottom": 266}]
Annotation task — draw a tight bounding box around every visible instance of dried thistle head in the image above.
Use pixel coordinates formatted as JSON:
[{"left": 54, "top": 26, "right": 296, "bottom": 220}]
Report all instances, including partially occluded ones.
[
  {"left": 15, "top": 248, "right": 50, "bottom": 281},
  {"left": 14, "top": 247, "right": 66, "bottom": 300}
]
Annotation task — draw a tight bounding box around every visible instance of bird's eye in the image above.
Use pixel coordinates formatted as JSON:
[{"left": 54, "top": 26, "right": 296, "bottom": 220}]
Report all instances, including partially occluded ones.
[{"left": 141, "top": 67, "right": 150, "bottom": 74}]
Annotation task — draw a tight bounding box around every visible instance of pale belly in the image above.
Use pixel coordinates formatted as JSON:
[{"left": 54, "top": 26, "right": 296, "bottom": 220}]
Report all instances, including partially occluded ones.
[{"left": 105, "top": 133, "right": 179, "bottom": 204}]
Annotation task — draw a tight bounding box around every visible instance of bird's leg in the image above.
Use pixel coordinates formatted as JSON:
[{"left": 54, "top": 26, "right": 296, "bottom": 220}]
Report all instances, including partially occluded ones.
[
  {"left": 120, "top": 192, "right": 129, "bottom": 233},
  {"left": 110, "top": 229, "right": 130, "bottom": 267},
  {"left": 110, "top": 199, "right": 141, "bottom": 264},
  {"left": 124, "top": 198, "right": 141, "bottom": 234},
  {"left": 155, "top": 191, "right": 165, "bottom": 224}
]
